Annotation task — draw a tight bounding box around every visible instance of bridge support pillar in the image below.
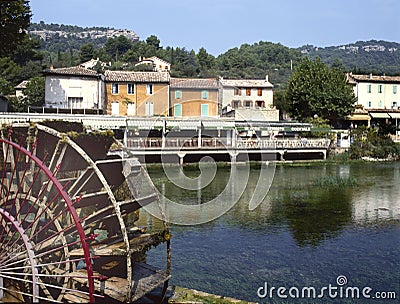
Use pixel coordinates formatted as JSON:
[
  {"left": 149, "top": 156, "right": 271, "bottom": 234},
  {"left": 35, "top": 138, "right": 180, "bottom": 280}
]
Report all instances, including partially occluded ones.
[
  {"left": 279, "top": 151, "right": 285, "bottom": 161},
  {"left": 177, "top": 152, "right": 186, "bottom": 165},
  {"left": 229, "top": 151, "right": 239, "bottom": 163}
]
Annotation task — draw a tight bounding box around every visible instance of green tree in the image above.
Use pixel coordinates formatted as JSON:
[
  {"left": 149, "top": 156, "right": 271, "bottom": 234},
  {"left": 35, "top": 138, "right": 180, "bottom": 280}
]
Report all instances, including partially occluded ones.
[
  {"left": 0, "top": 0, "right": 31, "bottom": 58},
  {"left": 286, "top": 57, "right": 355, "bottom": 124},
  {"left": 23, "top": 76, "right": 45, "bottom": 107},
  {"left": 273, "top": 89, "right": 291, "bottom": 119},
  {"left": 0, "top": 57, "right": 22, "bottom": 95},
  {"left": 146, "top": 35, "right": 161, "bottom": 49},
  {"left": 105, "top": 36, "right": 132, "bottom": 61},
  {"left": 79, "top": 43, "right": 95, "bottom": 63}
]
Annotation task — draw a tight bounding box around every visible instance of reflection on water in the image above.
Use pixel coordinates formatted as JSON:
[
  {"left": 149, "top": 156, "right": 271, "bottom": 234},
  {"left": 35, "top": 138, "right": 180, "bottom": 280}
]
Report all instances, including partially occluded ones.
[{"left": 139, "top": 163, "right": 400, "bottom": 302}]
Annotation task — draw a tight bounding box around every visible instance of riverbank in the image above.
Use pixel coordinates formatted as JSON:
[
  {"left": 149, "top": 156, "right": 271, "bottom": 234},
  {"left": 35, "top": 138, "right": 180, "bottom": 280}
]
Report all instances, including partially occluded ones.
[{"left": 169, "top": 286, "right": 256, "bottom": 304}]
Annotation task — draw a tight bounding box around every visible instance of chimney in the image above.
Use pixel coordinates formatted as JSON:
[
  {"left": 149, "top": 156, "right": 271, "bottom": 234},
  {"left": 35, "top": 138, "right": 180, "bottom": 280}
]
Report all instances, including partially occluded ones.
[
  {"left": 265, "top": 75, "right": 269, "bottom": 82},
  {"left": 49, "top": 64, "right": 54, "bottom": 70},
  {"left": 369, "top": 73, "right": 373, "bottom": 79}
]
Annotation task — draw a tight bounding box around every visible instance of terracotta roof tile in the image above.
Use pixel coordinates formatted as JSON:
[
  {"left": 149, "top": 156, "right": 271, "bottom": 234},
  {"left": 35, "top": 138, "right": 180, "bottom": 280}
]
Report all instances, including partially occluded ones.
[
  {"left": 105, "top": 71, "right": 170, "bottom": 83},
  {"left": 348, "top": 73, "right": 400, "bottom": 83},
  {"left": 170, "top": 78, "right": 218, "bottom": 89},
  {"left": 43, "top": 66, "right": 100, "bottom": 77},
  {"left": 15, "top": 80, "right": 29, "bottom": 89},
  {"left": 220, "top": 78, "right": 273, "bottom": 88}
]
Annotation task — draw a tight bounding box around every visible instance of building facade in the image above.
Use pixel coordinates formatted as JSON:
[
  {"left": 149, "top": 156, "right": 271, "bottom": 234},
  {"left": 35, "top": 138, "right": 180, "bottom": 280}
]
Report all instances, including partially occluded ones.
[
  {"left": 104, "top": 71, "right": 170, "bottom": 116},
  {"left": 169, "top": 78, "right": 219, "bottom": 117},
  {"left": 135, "top": 56, "right": 171, "bottom": 72},
  {"left": 219, "top": 76, "right": 279, "bottom": 121},
  {"left": 347, "top": 73, "right": 400, "bottom": 110},
  {"left": 43, "top": 66, "right": 105, "bottom": 110}
]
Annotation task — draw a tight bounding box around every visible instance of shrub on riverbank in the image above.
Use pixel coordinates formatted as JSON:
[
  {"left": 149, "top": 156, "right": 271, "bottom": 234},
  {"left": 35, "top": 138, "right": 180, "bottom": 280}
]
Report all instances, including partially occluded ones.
[{"left": 349, "top": 127, "right": 400, "bottom": 160}]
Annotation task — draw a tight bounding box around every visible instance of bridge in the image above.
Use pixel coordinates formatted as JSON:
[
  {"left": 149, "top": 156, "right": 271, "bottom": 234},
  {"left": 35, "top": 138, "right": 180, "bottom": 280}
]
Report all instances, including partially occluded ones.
[
  {"left": 124, "top": 137, "right": 330, "bottom": 163},
  {"left": 0, "top": 113, "right": 331, "bottom": 163}
]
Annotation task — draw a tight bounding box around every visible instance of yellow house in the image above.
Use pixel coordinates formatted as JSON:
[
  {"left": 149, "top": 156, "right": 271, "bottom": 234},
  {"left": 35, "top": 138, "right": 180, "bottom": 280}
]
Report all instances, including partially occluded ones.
[
  {"left": 169, "top": 78, "right": 219, "bottom": 117},
  {"left": 105, "top": 71, "right": 170, "bottom": 116}
]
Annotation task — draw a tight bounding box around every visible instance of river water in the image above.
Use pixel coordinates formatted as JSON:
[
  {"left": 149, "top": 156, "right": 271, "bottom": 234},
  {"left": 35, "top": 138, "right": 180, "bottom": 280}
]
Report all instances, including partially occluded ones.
[{"left": 138, "top": 162, "right": 400, "bottom": 303}]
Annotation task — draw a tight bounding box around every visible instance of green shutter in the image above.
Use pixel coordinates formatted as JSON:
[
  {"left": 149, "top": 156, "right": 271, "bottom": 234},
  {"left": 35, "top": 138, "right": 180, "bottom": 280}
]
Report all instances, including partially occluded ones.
[
  {"left": 201, "top": 104, "right": 209, "bottom": 116},
  {"left": 175, "top": 90, "right": 182, "bottom": 99},
  {"left": 174, "top": 104, "right": 182, "bottom": 117}
]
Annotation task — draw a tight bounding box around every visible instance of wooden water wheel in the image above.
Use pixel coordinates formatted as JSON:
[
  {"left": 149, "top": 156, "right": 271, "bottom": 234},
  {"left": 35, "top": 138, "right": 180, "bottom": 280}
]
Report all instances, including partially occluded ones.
[{"left": 0, "top": 122, "right": 170, "bottom": 303}]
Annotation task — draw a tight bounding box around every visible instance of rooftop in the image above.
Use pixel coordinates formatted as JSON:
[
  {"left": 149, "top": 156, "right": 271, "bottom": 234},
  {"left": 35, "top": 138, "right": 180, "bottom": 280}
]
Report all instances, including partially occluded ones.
[
  {"left": 220, "top": 77, "right": 273, "bottom": 88},
  {"left": 43, "top": 66, "right": 100, "bottom": 77},
  {"left": 348, "top": 73, "right": 400, "bottom": 83},
  {"left": 105, "top": 70, "right": 170, "bottom": 83},
  {"left": 170, "top": 78, "right": 218, "bottom": 89}
]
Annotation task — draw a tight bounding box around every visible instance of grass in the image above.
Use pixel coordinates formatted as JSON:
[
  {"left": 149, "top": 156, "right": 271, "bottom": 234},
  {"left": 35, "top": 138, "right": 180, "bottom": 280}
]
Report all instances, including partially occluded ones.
[{"left": 312, "top": 175, "right": 357, "bottom": 188}]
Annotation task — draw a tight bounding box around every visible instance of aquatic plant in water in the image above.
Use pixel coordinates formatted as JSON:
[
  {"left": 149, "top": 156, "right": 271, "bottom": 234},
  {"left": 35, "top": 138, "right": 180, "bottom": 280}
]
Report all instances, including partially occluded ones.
[{"left": 312, "top": 175, "right": 357, "bottom": 188}]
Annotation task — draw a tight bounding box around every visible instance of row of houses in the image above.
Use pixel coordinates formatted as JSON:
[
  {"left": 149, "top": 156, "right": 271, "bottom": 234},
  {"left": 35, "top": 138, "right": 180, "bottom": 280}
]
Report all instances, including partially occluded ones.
[
  {"left": 14, "top": 57, "right": 400, "bottom": 127},
  {"left": 41, "top": 63, "right": 279, "bottom": 121}
]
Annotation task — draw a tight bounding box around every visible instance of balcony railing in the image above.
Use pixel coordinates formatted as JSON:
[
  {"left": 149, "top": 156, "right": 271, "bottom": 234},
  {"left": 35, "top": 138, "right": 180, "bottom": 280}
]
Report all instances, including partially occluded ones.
[{"left": 126, "top": 138, "right": 330, "bottom": 150}]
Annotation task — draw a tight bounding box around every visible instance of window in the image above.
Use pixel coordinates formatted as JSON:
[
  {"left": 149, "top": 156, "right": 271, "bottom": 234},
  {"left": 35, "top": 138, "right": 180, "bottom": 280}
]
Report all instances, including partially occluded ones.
[
  {"left": 367, "top": 84, "right": 372, "bottom": 93},
  {"left": 378, "top": 84, "right": 383, "bottom": 93},
  {"left": 246, "top": 88, "right": 251, "bottom": 96},
  {"left": 201, "top": 104, "right": 209, "bottom": 116},
  {"left": 145, "top": 101, "right": 154, "bottom": 115},
  {"left": 257, "top": 88, "right": 263, "bottom": 96},
  {"left": 146, "top": 84, "right": 153, "bottom": 95},
  {"left": 111, "top": 101, "right": 119, "bottom": 115},
  {"left": 112, "top": 83, "right": 119, "bottom": 94},
  {"left": 68, "top": 97, "right": 83, "bottom": 108},
  {"left": 175, "top": 90, "right": 182, "bottom": 99},
  {"left": 201, "top": 90, "right": 209, "bottom": 99},
  {"left": 127, "top": 102, "right": 135, "bottom": 116},
  {"left": 392, "top": 102, "right": 398, "bottom": 109},
  {"left": 245, "top": 100, "right": 252, "bottom": 108},
  {"left": 127, "top": 83, "right": 134, "bottom": 95},
  {"left": 174, "top": 104, "right": 182, "bottom": 117},
  {"left": 234, "top": 88, "right": 241, "bottom": 96},
  {"left": 368, "top": 101, "right": 372, "bottom": 108},
  {"left": 256, "top": 100, "right": 265, "bottom": 107},
  {"left": 232, "top": 100, "right": 241, "bottom": 108},
  {"left": 378, "top": 100, "right": 382, "bottom": 107},
  {"left": 394, "top": 85, "right": 398, "bottom": 94}
]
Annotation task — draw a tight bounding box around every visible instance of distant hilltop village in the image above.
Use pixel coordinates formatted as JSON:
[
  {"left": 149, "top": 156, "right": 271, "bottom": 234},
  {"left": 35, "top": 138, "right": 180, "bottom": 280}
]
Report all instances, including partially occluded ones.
[
  {"left": 300, "top": 41, "right": 398, "bottom": 55},
  {"left": 29, "top": 24, "right": 139, "bottom": 42}
]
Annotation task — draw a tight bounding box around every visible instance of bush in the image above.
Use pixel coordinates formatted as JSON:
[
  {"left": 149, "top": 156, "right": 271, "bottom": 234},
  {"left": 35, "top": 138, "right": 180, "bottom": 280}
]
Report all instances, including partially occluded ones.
[{"left": 349, "top": 127, "right": 400, "bottom": 160}]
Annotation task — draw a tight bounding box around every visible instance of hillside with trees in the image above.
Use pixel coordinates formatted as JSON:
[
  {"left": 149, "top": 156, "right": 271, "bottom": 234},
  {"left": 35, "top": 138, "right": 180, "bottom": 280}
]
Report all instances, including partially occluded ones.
[
  {"left": 28, "top": 22, "right": 400, "bottom": 84},
  {"left": 300, "top": 40, "right": 400, "bottom": 75}
]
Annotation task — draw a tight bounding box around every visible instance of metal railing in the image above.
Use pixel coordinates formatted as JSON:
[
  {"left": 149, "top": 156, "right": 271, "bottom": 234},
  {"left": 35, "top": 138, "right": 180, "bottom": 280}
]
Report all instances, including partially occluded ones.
[{"left": 126, "top": 137, "right": 330, "bottom": 150}]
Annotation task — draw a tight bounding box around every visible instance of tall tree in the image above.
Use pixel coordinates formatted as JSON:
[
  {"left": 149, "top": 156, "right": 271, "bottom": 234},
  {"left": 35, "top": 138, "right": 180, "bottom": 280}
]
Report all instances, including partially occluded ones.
[
  {"left": 23, "top": 76, "right": 45, "bottom": 107},
  {"left": 79, "top": 43, "right": 95, "bottom": 63},
  {"left": 286, "top": 57, "right": 356, "bottom": 124},
  {"left": 0, "top": 0, "right": 31, "bottom": 58}
]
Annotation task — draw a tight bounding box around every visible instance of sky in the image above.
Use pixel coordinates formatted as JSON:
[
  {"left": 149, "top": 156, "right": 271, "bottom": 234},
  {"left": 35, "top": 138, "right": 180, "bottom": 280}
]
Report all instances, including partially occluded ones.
[{"left": 30, "top": 0, "right": 400, "bottom": 55}]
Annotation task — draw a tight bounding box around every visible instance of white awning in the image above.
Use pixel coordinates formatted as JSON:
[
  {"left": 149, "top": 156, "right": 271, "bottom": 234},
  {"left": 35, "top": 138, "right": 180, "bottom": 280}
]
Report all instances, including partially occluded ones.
[
  {"left": 370, "top": 113, "right": 391, "bottom": 119},
  {"left": 167, "top": 120, "right": 201, "bottom": 130},
  {"left": 127, "top": 119, "right": 164, "bottom": 130},
  {"left": 202, "top": 120, "right": 235, "bottom": 130},
  {"left": 389, "top": 113, "right": 400, "bottom": 119}
]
